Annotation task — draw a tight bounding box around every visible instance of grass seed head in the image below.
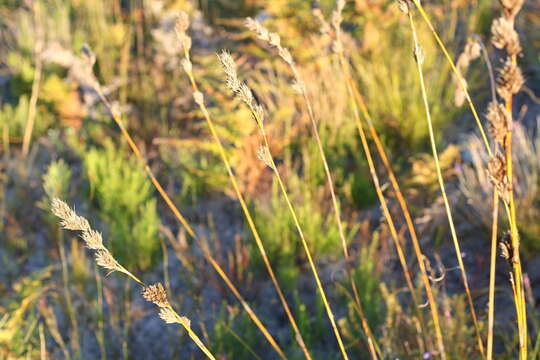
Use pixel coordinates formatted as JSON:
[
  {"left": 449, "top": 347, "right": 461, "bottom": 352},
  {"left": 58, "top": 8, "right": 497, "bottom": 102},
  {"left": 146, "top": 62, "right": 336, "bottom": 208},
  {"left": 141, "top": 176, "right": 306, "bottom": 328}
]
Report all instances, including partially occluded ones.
[
  {"left": 175, "top": 12, "right": 191, "bottom": 52},
  {"left": 95, "top": 249, "right": 123, "bottom": 273},
  {"left": 491, "top": 17, "right": 521, "bottom": 56},
  {"left": 81, "top": 229, "right": 105, "bottom": 250},
  {"left": 496, "top": 58, "right": 524, "bottom": 100},
  {"left": 488, "top": 153, "right": 510, "bottom": 202},
  {"left": 486, "top": 101, "right": 510, "bottom": 145},
  {"left": 499, "top": 0, "right": 524, "bottom": 19},
  {"left": 51, "top": 198, "right": 91, "bottom": 232},
  {"left": 159, "top": 307, "right": 178, "bottom": 324},
  {"left": 142, "top": 283, "right": 169, "bottom": 308}
]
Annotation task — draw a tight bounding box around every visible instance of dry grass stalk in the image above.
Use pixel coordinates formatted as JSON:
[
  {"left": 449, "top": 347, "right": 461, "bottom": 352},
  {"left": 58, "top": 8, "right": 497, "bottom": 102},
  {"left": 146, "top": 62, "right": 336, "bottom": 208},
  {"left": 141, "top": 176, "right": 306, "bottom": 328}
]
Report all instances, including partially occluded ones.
[
  {"left": 175, "top": 13, "right": 306, "bottom": 359},
  {"left": 21, "top": 1, "right": 44, "bottom": 157},
  {"left": 79, "top": 40, "right": 286, "bottom": 359},
  {"left": 245, "top": 10, "right": 384, "bottom": 357},
  {"left": 409, "top": 0, "right": 492, "bottom": 156},
  {"left": 405, "top": 9, "right": 485, "bottom": 359},
  {"left": 329, "top": 1, "right": 446, "bottom": 357},
  {"left": 219, "top": 49, "right": 350, "bottom": 360},
  {"left": 51, "top": 198, "right": 215, "bottom": 359},
  {"left": 490, "top": 0, "right": 527, "bottom": 356}
]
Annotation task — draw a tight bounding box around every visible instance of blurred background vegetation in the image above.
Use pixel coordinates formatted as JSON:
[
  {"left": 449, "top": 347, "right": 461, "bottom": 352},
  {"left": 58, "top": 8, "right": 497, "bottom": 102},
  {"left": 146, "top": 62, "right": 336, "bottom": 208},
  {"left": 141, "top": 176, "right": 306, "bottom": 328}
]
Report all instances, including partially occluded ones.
[{"left": 0, "top": 0, "right": 539, "bottom": 359}]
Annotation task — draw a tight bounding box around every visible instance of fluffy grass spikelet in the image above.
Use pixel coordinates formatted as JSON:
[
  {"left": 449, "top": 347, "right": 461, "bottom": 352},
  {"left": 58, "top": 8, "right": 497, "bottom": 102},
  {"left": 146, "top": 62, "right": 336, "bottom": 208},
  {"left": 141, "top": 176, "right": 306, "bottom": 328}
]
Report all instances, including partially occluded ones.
[
  {"left": 142, "top": 283, "right": 170, "bottom": 308},
  {"left": 51, "top": 198, "right": 90, "bottom": 232},
  {"left": 486, "top": 101, "right": 510, "bottom": 146},
  {"left": 491, "top": 17, "right": 521, "bottom": 56},
  {"left": 496, "top": 59, "right": 524, "bottom": 100}
]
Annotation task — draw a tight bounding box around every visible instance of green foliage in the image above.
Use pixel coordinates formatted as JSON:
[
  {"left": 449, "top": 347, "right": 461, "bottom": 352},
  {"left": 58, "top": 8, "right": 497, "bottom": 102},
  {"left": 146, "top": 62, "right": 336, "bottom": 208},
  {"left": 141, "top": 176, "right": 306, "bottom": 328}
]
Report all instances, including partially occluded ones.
[
  {"left": 42, "top": 159, "right": 72, "bottom": 201},
  {"left": 211, "top": 304, "right": 264, "bottom": 359},
  {"left": 0, "top": 95, "right": 53, "bottom": 139},
  {"left": 250, "top": 175, "right": 353, "bottom": 284},
  {"left": 350, "top": 15, "right": 458, "bottom": 155},
  {"left": 159, "top": 144, "right": 228, "bottom": 206},
  {"left": 292, "top": 291, "right": 332, "bottom": 358},
  {"left": 83, "top": 141, "right": 160, "bottom": 271},
  {"left": 341, "top": 233, "right": 385, "bottom": 357},
  {"left": 0, "top": 267, "right": 53, "bottom": 358}
]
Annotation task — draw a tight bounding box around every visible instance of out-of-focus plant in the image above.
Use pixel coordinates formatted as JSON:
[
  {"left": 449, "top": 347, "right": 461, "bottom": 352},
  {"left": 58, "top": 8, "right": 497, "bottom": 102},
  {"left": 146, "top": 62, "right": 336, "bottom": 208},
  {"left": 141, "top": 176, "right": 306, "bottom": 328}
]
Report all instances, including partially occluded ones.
[
  {"left": 250, "top": 175, "right": 351, "bottom": 285},
  {"left": 341, "top": 232, "right": 384, "bottom": 357},
  {"left": 83, "top": 141, "right": 160, "bottom": 270},
  {"left": 459, "top": 120, "right": 540, "bottom": 252},
  {"left": 349, "top": 13, "right": 458, "bottom": 155}
]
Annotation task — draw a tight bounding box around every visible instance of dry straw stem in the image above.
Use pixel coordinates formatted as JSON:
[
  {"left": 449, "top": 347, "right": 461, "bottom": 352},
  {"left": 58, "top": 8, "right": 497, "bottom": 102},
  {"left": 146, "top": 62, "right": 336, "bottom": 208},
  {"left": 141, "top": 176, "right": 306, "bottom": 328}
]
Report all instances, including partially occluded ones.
[
  {"left": 219, "top": 49, "right": 349, "bottom": 360},
  {"left": 246, "top": 8, "right": 377, "bottom": 358},
  {"left": 492, "top": 0, "right": 527, "bottom": 356},
  {"left": 21, "top": 1, "right": 44, "bottom": 157},
  {"left": 409, "top": 0, "right": 492, "bottom": 157},
  {"left": 332, "top": 0, "right": 425, "bottom": 346},
  {"left": 334, "top": 2, "right": 445, "bottom": 358},
  {"left": 51, "top": 199, "right": 215, "bottom": 359},
  {"left": 486, "top": 191, "right": 499, "bottom": 360},
  {"left": 81, "top": 41, "right": 286, "bottom": 359},
  {"left": 406, "top": 10, "right": 486, "bottom": 359},
  {"left": 87, "top": 51, "right": 285, "bottom": 358},
  {"left": 177, "top": 13, "right": 310, "bottom": 359}
]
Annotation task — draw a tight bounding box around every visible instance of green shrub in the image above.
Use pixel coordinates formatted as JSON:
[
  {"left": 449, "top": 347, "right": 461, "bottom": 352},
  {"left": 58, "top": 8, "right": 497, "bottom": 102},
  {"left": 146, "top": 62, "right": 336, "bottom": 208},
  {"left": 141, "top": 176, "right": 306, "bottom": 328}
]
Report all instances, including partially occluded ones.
[
  {"left": 83, "top": 141, "right": 160, "bottom": 271},
  {"left": 341, "top": 233, "right": 385, "bottom": 357},
  {"left": 249, "top": 174, "right": 354, "bottom": 285},
  {"left": 0, "top": 95, "right": 54, "bottom": 140},
  {"left": 211, "top": 303, "right": 264, "bottom": 359}
]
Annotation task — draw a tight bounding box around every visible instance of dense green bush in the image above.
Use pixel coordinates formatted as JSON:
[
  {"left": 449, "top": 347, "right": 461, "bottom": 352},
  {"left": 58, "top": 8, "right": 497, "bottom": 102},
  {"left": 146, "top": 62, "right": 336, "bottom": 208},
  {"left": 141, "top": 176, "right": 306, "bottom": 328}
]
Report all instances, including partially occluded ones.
[{"left": 83, "top": 141, "right": 160, "bottom": 271}]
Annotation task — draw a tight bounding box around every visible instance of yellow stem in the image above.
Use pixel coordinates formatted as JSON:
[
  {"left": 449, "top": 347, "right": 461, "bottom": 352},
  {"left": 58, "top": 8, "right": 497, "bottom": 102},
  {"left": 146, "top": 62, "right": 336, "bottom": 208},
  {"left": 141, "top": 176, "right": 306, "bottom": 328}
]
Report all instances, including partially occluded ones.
[
  {"left": 344, "top": 56, "right": 446, "bottom": 359},
  {"left": 249, "top": 102, "right": 350, "bottom": 359},
  {"left": 286, "top": 48, "right": 378, "bottom": 359},
  {"left": 411, "top": 0, "right": 492, "bottom": 157},
  {"left": 185, "top": 67, "right": 312, "bottom": 359},
  {"left": 95, "top": 88, "right": 286, "bottom": 360},
  {"left": 407, "top": 11, "right": 485, "bottom": 359},
  {"left": 487, "top": 191, "right": 499, "bottom": 360},
  {"left": 505, "top": 55, "right": 527, "bottom": 360},
  {"left": 169, "top": 305, "right": 216, "bottom": 360}
]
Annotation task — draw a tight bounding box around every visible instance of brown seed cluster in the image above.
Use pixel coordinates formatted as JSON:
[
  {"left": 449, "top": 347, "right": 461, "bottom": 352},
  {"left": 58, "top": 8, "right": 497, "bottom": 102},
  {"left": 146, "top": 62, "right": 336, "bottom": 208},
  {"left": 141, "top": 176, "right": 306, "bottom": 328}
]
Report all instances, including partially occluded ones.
[
  {"left": 486, "top": 101, "right": 510, "bottom": 146},
  {"left": 142, "top": 283, "right": 170, "bottom": 308},
  {"left": 487, "top": 154, "right": 510, "bottom": 202},
  {"left": 496, "top": 59, "right": 524, "bottom": 100},
  {"left": 491, "top": 17, "right": 521, "bottom": 56}
]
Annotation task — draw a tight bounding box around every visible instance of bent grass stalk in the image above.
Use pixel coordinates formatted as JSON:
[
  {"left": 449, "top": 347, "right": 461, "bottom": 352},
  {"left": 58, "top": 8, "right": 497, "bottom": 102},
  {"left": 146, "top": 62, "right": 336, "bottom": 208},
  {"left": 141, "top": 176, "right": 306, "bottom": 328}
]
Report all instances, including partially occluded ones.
[
  {"left": 246, "top": 10, "right": 379, "bottom": 358},
  {"left": 334, "top": 14, "right": 445, "bottom": 358},
  {"left": 50, "top": 199, "right": 216, "bottom": 359},
  {"left": 406, "top": 10, "right": 485, "bottom": 359},
  {"left": 218, "top": 50, "right": 349, "bottom": 360},
  {"left": 176, "top": 13, "right": 311, "bottom": 359},
  {"left": 86, "top": 57, "right": 286, "bottom": 358}
]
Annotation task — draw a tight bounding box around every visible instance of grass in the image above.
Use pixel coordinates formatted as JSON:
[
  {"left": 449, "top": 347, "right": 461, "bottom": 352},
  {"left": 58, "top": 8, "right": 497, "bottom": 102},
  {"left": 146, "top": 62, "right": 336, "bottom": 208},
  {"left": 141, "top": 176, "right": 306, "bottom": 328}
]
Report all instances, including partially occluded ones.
[{"left": 1, "top": 0, "right": 539, "bottom": 359}]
